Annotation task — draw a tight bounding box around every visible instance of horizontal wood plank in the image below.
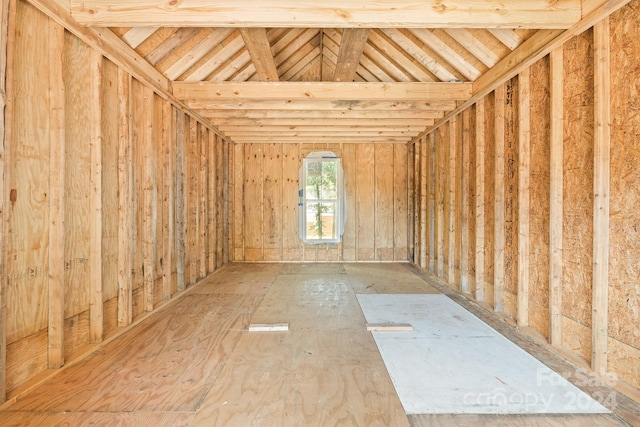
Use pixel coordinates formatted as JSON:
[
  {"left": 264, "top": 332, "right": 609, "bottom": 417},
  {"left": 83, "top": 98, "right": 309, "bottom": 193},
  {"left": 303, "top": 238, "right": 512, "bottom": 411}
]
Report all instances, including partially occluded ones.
[
  {"left": 173, "top": 82, "right": 472, "bottom": 102},
  {"left": 70, "top": 0, "right": 581, "bottom": 28}
]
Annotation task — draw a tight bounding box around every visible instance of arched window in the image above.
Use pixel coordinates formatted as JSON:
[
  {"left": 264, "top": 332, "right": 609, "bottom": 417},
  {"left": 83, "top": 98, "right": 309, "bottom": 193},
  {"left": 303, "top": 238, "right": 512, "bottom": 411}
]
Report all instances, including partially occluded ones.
[{"left": 298, "top": 151, "right": 346, "bottom": 243}]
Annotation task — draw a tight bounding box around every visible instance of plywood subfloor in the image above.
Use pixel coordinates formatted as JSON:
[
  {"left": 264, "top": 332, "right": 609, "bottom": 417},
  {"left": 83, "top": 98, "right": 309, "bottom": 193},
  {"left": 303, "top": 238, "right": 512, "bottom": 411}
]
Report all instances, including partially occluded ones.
[{"left": 0, "top": 263, "right": 633, "bottom": 426}]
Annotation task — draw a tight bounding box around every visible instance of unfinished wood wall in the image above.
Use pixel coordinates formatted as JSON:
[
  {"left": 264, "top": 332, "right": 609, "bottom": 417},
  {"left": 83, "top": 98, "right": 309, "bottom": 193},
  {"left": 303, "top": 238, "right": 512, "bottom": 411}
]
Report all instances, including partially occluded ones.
[
  {"left": 410, "top": 1, "right": 640, "bottom": 397},
  {"left": 231, "top": 143, "right": 409, "bottom": 262},
  {"left": 0, "top": 0, "right": 228, "bottom": 400}
]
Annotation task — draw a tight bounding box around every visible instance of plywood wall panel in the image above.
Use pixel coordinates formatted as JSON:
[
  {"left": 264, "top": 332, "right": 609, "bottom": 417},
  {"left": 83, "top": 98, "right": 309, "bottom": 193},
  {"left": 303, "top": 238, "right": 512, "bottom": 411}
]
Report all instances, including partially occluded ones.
[
  {"left": 356, "top": 144, "right": 375, "bottom": 261},
  {"left": 263, "top": 143, "right": 282, "bottom": 261},
  {"left": 63, "top": 31, "right": 91, "bottom": 318},
  {"left": 504, "top": 77, "right": 519, "bottom": 319},
  {"left": 341, "top": 143, "right": 357, "bottom": 261},
  {"left": 282, "top": 143, "right": 302, "bottom": 261},
  {"left": 101, "top": 58, "right": 120, "bottom": 303},
  {"left": 244, "top": 144, "right": 264, "bottom": 261},
  {"left": 529, "top": 56, "right": 551, "bottom": 339},
  {"left": 231, "top": 142, "right": 408, "bottom": 262},
  {"left": 562, "top": 30, "right": 595, "bottom": 363},
  {"left": 608, "top": 2, "right": 640, "bottom": 391},
  {"left": 393, "top": 144, "right": 408, "bottom": 261},
  {"left": 232, "top": 143, "right": 244, "bottom": 261},
  {"left": 467, "top": 106, "right": 477, "bottom": 289},
  {"left": 6, "top": 1, "right": 50, "bottom": 343},
  {"left": 375, "top": 144, "right": 394, "bottom": 261},
  {"left": 483, "top": 92, "right": 496, "bottom": 308}
]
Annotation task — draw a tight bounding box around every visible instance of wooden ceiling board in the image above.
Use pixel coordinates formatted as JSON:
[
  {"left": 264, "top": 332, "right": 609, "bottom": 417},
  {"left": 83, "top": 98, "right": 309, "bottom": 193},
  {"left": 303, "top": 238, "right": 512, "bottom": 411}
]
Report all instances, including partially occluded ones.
[{"left": 69, "top": 0, "right": 606, "bottom": 146}]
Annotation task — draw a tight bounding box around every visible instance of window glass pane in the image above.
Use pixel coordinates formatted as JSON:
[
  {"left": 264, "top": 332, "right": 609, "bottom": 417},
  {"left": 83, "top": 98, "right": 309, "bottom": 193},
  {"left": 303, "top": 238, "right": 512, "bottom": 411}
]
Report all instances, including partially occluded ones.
[
  {"left": 321, "top": 161, "right": 337, "bottom": 199},
  {"left": 305, "top": 202, "right": 337, "bottom": 240},
  {"left": 305, "top": 161, "right": 322, "bottom": 199}
]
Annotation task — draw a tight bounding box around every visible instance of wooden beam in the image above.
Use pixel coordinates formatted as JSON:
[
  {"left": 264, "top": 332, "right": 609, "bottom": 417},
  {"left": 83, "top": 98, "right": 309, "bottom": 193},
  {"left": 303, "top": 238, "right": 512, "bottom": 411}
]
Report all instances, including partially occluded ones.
[
  {"left": 517, "top": 68, "right": 531, "bottom": 327},
  {"left": 117, "top": 69, "right": 133, "bottom": 327},
  {"left": 231, "top": 137, "right": 411, "bottom": 144},
  {"left": 69, "top": 0, "right": 581, "bottom": 28},
  {"left": 188, "top": 100, "right": 457, "bottom": 112},
  {"left": 475, "top": 97, "right": 486, "bottom": 302},
  {"left": 89, "top": 49, "right": 104, "bottom": 342},
  {"left": 211, "top": 119, "right": 434, "bottom": 128},
  {"left": 47, "top": 18, "right": 65, "bottom": 368},
  {"left": 549, "top": 46, "right": 563, "bottom": 347},
  {"left": 121, "top": 26, "right": 158, "bottom": 48},
  {"left": 240, "top": 28, "right": 279, "bottom": 82},
  {"left": 494, "top": 84, "right": 506, "bottom": 313},
  {"left": 173, "top": 82, "right": 472, "bottom": 102},
  {"left": 199, "top": 109, "right": 445, "bottom": 120},
  {"left": 333, "top": 29, "right": 370, "bottom": 82},
  {"left": 592, "top": 16, "right": 610, "bottom": 375}
]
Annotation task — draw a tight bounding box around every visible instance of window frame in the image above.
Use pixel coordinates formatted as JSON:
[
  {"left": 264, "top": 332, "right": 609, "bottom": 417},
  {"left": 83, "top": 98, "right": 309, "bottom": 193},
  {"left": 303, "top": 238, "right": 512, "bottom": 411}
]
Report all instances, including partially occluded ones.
[{"left": 298, "top": 151, "right": 346, "bottom": 244}]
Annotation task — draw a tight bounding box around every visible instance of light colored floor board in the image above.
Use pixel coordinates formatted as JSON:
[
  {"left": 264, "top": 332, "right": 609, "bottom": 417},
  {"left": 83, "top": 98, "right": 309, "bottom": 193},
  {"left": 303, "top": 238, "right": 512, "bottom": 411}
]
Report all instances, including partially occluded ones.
[{"left": 0, "top": 263, "right": 636, "bottom": 427}]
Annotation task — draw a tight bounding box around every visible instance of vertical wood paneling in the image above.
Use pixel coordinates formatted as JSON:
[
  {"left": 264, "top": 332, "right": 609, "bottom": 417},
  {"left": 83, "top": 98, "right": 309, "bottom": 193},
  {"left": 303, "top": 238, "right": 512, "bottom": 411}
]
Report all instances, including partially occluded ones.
[
  {"left": 475, "top": 97, "right": 486, "bottom": 302},
  {"left": 282, "top": 143, "right": 301, "bottom": 260},
  {"left": 47, "top": 19, "right": 65, "bottom": 367},
  {"left": 117, "top": 69, "right": 133, "bottom": 326},
  {"left": 460, "top": 110, "right": 471, "bottom": 293},
  {"left": 428, "top": 134, "right": 436, "bottom": 273},
  {"left": 206, "top": 131, "right": 216, "bottom": 273},
  {"left": 394, "top": 144, "right": 408, "bottom": 261},
  {"left": 419, "top": 138, "right": 427, "bottom": 269},
  {"left": 413, "top": 141, "right": 421, "bottom": 266},
  {"left": 549, "top": 46, "right": 564, "bottom": 346},
  {"left": 436, "top": 130, "right": 445, "bottom": 278},
  {"left": 187, "top": 118, "right": 198, "bottom": 284},
  {"left": 375, "top": 144, "right": 394, "bottom": 261},
  {"left": 592, "top": 17, "right": 610, "bottom": 374},
  {"left": 494, "top": 85, "right": 506, "bottom": 313},
  {"left": 175, "top": 111, "right": 186, "bottom": 292},
  {"left": 140, "top": 85, "right": 155, "bottom": 313},
  {"left": 222, "top": 139, "right": 229, "bottom": 264},
  {"left": 356, "top": 144, "right": 375, "bottom": 261},
  {"left": 518, "top": 68, "right": 531, "bottom": 327},
  {"left": 162, "top": 102, "right": 174, "bottom": 300},
  {"left": 407, "top": 144, "right": 415, "bottom": 262},
  {"left": 244, "top": 144, "right": 263, "bottom": 261},
  {"left": 198, "top": 124, "right": 207, "bottom": 279},
  {"left": 263, "top": 143, "right": 282, "bottom": 261},
  {"left": 232, "top": 142, "right": 244, "bottom": 261},
  {"left": 89, "top": 48, "right": 104, "bottom": 340},
  {"left": 0, "top": 0, "right": 12, "bottom": 400},
  {"left": 448, "top": 118, "right": 457, "bottom": 286}
]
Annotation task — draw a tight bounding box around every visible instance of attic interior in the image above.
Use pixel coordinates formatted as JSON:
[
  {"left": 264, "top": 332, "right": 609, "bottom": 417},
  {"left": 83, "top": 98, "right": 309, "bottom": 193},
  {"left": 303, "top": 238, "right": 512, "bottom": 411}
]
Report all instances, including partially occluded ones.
[{"left": 0, "top": 0, "right": 639, "bottom": 425}]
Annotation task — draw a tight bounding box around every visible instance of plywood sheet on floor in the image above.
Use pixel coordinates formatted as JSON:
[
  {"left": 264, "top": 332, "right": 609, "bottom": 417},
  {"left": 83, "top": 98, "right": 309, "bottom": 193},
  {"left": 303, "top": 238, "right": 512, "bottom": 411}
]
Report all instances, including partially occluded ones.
[{"left": 357, "top": 294, "right": 610, "bottom": 415}]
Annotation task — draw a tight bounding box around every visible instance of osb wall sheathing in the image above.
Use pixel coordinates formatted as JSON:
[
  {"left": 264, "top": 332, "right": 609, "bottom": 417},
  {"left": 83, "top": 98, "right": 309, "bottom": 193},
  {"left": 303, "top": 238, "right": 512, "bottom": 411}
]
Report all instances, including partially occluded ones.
[
  {"left": 3, "top": 1, "right": 228, "bottom": 397},
  {"left": 410, "top": 0, "right": 640, "bottom": 397},
  {"left": 483, "top": 92, "right": 496, "bottom": 308},
  {"left": 528, "top": 56, "right": 551, "bottom": 339},
  {"left": 231, "top": 142, "right": 409, "bottom": 262},
  {"left": 562, "top": 29, "right": 595, "bottom": 363},
  {"left": 609, "top": 1, "right": 640, "bottom": 391},
  {"left": 504, "top": 77, "right": 519, "bottom": 320}
]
